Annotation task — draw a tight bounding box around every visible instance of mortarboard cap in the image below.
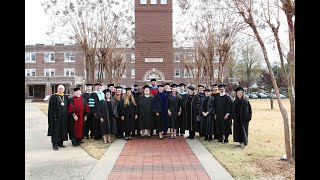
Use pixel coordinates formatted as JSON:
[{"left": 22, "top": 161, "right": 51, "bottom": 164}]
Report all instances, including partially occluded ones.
[
  {"left": 234, "top": 86, "right": 245, "bottom": 92},
  {"left": 170, "top": 84, "right": 178, "bottom": 88},
  {"left": 151, "top": 78, "right": 157, "bottom": 82},
  {"left": 115, "top": 86, "right": 123, "bottom": 90},
  {"left": 133, "top": 84, "right": 138, "bottom": 87},
  {"left": 188, "top": 86, "right": 195, "bottom": 91},
  {"left": 73, "top": 87, "right": 81, "bottom": 91},
  {"left": 85, "top": 83, "right": 93, "bottom": 86},
  {"left": 107, "top": 83, "right": 115, "bottom": 87},
  {"left": 198, "top": 84, "right": 205, "bottom": 88},
  {"left": 143, "top": 85, "right": 150, "bottom": 89},
  {"left": 94, "top": 83, "right": 102, "bottom": 86},
  {"left": 218, "top": 84, "right": 227, "bottom": 88},
  {"left": 204, "top": 89, "right": 211, "bottom": 92},
  {"left": 211, "top": 83, "right": 218, "bottom": 87},
  {"left": 158, "top": 84, "right": 164, "bottom": 87},
  {"left": 163, "top": 83, "right": 170, "bottom": 86},
  {"left": 102, "top": 89, "right": 111, "bottom": 94},
  {"left": 124, "top": 87, "right": 132, "bottom": 91},
  {"left": 178, "top": 83, "right": 186, "bottom": 87}
]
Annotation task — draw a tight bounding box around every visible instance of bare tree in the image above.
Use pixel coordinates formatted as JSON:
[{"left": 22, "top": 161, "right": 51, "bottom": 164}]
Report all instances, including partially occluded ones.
[{"left": 231, "top": 0, "right": 293, "bottom": 163}]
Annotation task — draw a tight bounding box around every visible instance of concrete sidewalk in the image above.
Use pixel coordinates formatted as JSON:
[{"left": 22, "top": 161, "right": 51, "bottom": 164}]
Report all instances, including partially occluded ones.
[{"left": 26, "top": 102, "right": 234, "bottom": 180}]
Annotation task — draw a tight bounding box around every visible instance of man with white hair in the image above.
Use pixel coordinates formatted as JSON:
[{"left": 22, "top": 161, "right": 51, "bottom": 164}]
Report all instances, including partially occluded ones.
[{"left": 47, "top": 84, "right": 69, "bottom": 151}]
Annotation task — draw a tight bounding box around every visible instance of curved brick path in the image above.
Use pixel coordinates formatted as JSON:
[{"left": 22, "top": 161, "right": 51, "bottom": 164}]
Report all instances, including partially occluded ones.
[{"left": 107, "top": 135, "right": 210, "bottom": 180}]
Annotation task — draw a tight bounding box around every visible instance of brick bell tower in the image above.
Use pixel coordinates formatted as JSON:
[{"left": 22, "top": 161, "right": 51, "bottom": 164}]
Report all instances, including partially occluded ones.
[{"left": 134, "top": 0, "right": 173, "bottom": 85}]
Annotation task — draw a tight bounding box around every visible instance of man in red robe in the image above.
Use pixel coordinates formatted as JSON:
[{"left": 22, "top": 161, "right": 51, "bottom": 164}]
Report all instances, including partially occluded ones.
[{"left": 68, "top": 87, "right": 90, "bottom": 146}]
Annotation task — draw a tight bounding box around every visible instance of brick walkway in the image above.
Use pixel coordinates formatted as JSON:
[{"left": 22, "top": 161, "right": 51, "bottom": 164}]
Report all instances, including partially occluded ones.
[{"left": 107, "top": 135, "right": 210, "bottom": 180}]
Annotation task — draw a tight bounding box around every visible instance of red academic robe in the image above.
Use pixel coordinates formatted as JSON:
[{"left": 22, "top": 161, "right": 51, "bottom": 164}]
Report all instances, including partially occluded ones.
[{"left": 68, "top": 96, "right": 90, "bottom": 138}]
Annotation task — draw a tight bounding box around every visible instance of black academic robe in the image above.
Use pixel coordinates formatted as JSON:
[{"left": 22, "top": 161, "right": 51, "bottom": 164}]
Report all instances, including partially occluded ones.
[
  {"left": 232, "top": 98, "right": 252, "bottom": 145},
  {"left": 152, "top": 93, "right": 165, "bottom": 133},
  {"left": 114, "top": 97, "right": 123, "bottom": 135},
  {"left": 98, "top": 99, "right": 118, "bottom": 135},
  {"left": 178, "top": 93, "right": 188, "bottom": 134},
  {"left": 137, "top": 95, "right": 155, "bottom": 130},
  {"left": 183, "top": 94, "right": 201, "bottom": 131},
  {"left": 215, "top": 94, "right": 233, "bottom": 135},
  {"left": 47, "top": 94, "right": 69, "bottom": 144},
  {"left": 167, "top": 94, "right": 182, "bottom": 129},
  {"left": 199, "top": 96, "right": 215, "bottom": 136},
  {"left": 211, "top": 92, "right": 220, "bottom": 138},
  {"left": 132, "top": 91, "right": 142, "bottom": 133},
  {"left": 118, "top": 98, "right": 137, "bottom": 134}
]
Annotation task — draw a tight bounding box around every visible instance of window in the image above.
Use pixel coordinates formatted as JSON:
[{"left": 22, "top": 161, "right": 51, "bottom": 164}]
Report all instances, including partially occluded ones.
[
  {"left": 185, "top": 52, "right": 195, "bottom": 62},
  {"left": 174, "top": 53, "right": 180, "bottom": 62},
  {"left": 160, "top": 0, "right": 167, "bottom": 4},
  {"left": 131, "top": 53, "right": 135, "bottom": 63},
  {"left": 45, "top": 69, "right": 55, "bottom": 76},
  {"left": 112, "top": 69, "right": 115, "bottom": 78},
  {"left": 25, "top": 69, "right": 36, "bottom": 76},
  {"left": 213, "top": 55, "right": 219, "bottom": 62},
  {"left": 25, "top": 53, "right": 36, "bottom": 62},
  {"left": 64, "top": 68, "right": 75, "bottom": 77},
  {"left": 64, "top": 52, "right": 75, "bottom": 62},
  {"left": 200, "top": 69, "right": 204, "bottom": 77},
  {"left": 151, "top": 0, "right": 157, "bottom": 4},
  {"left": 214, "top": 70, "right": 219, "bottom": 78},
  {"left": 175, "top": 69, "right": 180, "bottom": 77},
  {"left": 140, "top": 0, "right": 147, "bottom": 4},
  {"left": 122, "top": 69, "right": 127, "bottom": 78},
  {"left": 44, "top": 52, "right": 55, "bottom": 62},
  {"left": 190, "top": 69, "right": 196, "bottom": 77},
  {"left": 184, "top": 69, "right": 189, "bottom": 78},
  {"left": 131, "top": 69, "right": 135, "bottom": 78}
]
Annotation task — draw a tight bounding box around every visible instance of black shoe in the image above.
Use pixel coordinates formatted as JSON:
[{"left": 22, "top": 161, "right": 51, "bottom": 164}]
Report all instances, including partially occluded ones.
[
  {"left": 224, "top": 139, "right": 229, "bottom": 144},
  {"left": 72, "top": 144, "right": 78, "bottom": 147},
  {"left": 58, "top": 145, "right": 66, "bottom": 147},
  {"left": 204, "top": 136, "right": 208, "bottom": 141},
  {"left": 53, "top": 146, "right": 59, "bottom": 150}
]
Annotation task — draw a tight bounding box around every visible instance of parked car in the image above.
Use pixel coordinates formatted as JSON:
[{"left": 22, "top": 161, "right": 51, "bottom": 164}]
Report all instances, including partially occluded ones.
[
  {"left": 249, "top": 93, "right": 259, "bottom": 99},
  {"left": 258, "top": 93, "right": 268, "bottom": 99}
]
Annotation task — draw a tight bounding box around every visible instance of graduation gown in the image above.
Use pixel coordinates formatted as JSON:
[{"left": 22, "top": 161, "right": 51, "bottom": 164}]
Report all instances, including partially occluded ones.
[
  {"left": 118, "top": 98, "right": 137, "bottom": 133},
  {"left": 137, "top": 95, "right": 155, "bottom": 130},
  {"left": 153, "top": 91, "right": 168, "bottom": 132},
  {"left": 47, "top": 94, "right": 69, "bottom": 143},
  {"left": 183, "top": 94, "right": 201, "bottom": 131},
  {"left": 215, "top": 94, "right": 233, "bottom": 135},
  {"left": 167, "top": 93, "right": 182, "bottom": 129},
  {"left": 67, "top": 96, "right": 90, "bottom": 139},
  {"left": 232, "top": 98, "right": 252, "bottom": 145},
  {"left": 199, "top": 96, "right": 215, "bottom": 136},
  {"left": 98, "top": 99, "right": 118, "bottom": 135},
  {"left": 178, "top": 93, "right": 188, "bottom": 133}
]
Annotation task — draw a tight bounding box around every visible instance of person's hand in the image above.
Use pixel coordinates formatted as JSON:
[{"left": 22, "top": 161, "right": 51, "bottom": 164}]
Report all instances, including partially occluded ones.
[
  {"left": 100, "top": 118, "right": 104, "bottom": 122},
  {"left": 84, "top": 116, "right": 87, "bottom": 121},
  {"left": 135, "top": 115, "right": 138, "bottom": 119},
  {"left": 178, "top": 111, "right": 181, "bottom": 116},
  {"left": 168, "top": 110, "right": 172, "bottom": 116},
  {"left": 156, "top": 113, "right": 160, "bottom": 116},
  {"left": 121, "top": 116, "right": 124, "bottom": 120},
  {"left": 74, "top": 115, "right": 78, "bottom": 121},
  {"left": 224, "top": 114, "right": 229, "bottom": 120}
]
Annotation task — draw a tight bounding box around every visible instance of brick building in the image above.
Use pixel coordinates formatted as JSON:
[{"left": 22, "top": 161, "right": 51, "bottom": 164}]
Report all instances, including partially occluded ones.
[{"left": 25, "top": 0, "right": 225, "bottom": 99}]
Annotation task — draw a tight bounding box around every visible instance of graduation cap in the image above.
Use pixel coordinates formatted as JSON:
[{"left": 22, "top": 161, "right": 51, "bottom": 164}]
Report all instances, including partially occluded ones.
[
  {"left": 158, "top": 84, "right": 164, "bottom": 87},
  {"left": 150, "top": 78, "right": 157, "bottom": 82},
  {"left": 85, "top": 83, "right": 93, "bottom": 86},
  {"left": 73, "top": 87, "right": 81, "bottom": 91},
  {"left": 170, "top": 84, "right": 178, "bottom": 88},
  {"left": 211, "top": 83, "right": 218, "bottom": 87},
  {"left": 218, "top": 84, "right": 227, "bottom": 88},
  {"left": 107, "top": 83, "right": 115, "bottom": 87},
  {"left": 124, "top": 87, "right": 132, "bottom": 91},
  {"left": 115, "top": 86, "right": 123, "bottom": 90},
  {"left": 204, "top": 89, "right": 211, "bottom": 92},
  {"left": 178, "top": 83, "right": 186, "bottom": 87},
  {"left": 198, "top": 84, "right": 205, "bottom": 88},
  {"left": 102, "top": 89, "right": 111, "bottom": 94},
  {"left": 94, "top": 83, "right": 102, "bottom": 86},
  {"left": 234, "top": 86, "right": 244, "bottom": 92},
  {"left": 142, "top": 85, "right": 150, "bottom": 89},
  {"left": 133, "top": 84, "right": 139, "bottom": 87},
  {"left": 188, "top": 86, "right": 195, "bottom": 91},
  {"left": 163, "top": 83, "right": 171, "bottom": 86}
]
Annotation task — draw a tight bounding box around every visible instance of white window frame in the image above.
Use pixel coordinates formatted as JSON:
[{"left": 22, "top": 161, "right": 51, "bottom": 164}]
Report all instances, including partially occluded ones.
[
  {"left": 140, "top": 0, "right": 147, "bottom": 4},
  {"left": 175, "top": 69, "right": 180, "bottom": 77},
  {"left": 64, "top": 52, "right": 75, "bottom": 62},
  {"left": 122, "top": 69, "right": 127, "bottom": 78},
  {"left": 184, "top": 69, "right": 189, "bottom": 78},
  {"left": 174, "top": 53, "right": 180, "bottom": 62},
  {"left": 44, "top": 52, "right": 55, "bottom": 62},
  {"left": 64, "top": 68, "right": 75, "bottom": 77},
  {"left": 160, "top": 0, "right": 167, "bottom": 4},
  {"left": 213, "top": 55, "right": 219, "bottom": 63},
  {"left": 25, "top": 52, "right": 36, "bottom": 62},
  {"left": 151, "top": 0, "right": 157, "bottom": 4},
  {"left": 185, "top": 52, "right": 195, "bottom": 62},
  {"left": 25, "top": 69, "right": 36, "bottom": 76},
  {"left": 44, "top": 69, "right": 55, "bottom": 76},
  {"left": 131, "top": 53, "right": 135, "bottom": 63},
  {"left": 131, "top": 69, "right": 135, "bottom": 78},
  {"left": 214, "top": 69, "right": 219, "bottom": 78}
]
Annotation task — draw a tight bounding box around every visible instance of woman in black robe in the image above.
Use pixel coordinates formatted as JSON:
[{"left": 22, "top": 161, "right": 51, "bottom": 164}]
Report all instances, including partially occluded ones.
[
  {"left": 98, "top": 89, "right": 118, "bottom": 143},
  {"left": 199, "top": 89, "right": 215, "bottom": 141},
  {"left": 167, "top": 84, "right": 182, "bottom": 139},
  {"left": 152, "top": 84, "right": 166, "bottom": 139},
  {"left": 118, "top": 88, "right": 138, "bottom": 140},
  {"left": 137, "top": 85, "right": 155, "bottom": 137},
  {"left": 232, "top": 87, "right": 252, "bottom": 147}
]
